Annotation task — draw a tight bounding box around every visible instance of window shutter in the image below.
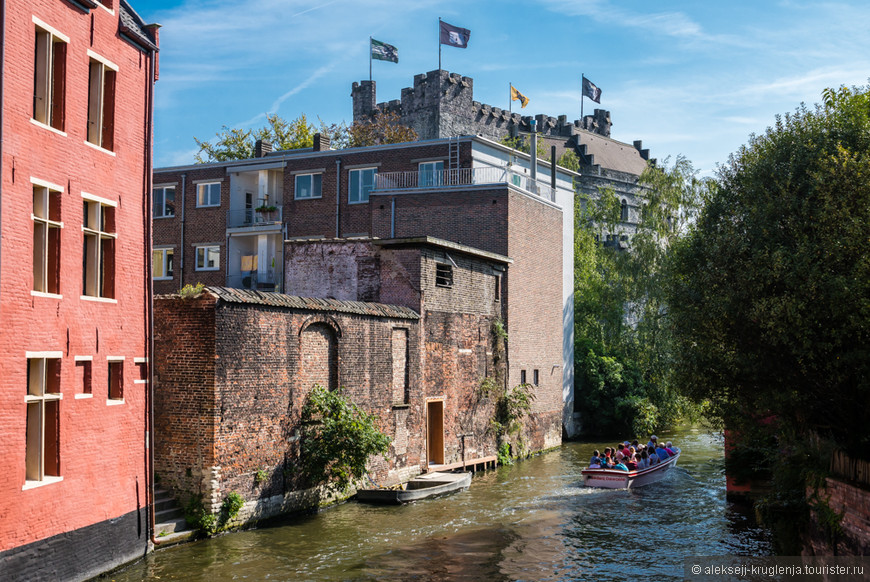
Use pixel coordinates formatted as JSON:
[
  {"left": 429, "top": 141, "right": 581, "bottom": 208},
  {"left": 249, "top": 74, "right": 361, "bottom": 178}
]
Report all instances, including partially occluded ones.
[{"left": 51, "top": 41, "right": 66, "bottom": 130}]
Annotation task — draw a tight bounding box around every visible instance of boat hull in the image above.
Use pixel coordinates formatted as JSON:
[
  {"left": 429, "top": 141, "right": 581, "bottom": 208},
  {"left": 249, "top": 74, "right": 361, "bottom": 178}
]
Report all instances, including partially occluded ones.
[
  {"left": 581, "top": 450, "right": 681, "bottom": 489},
  {"left": 356, "top": 471, "right": 472, "bottom": 504}
]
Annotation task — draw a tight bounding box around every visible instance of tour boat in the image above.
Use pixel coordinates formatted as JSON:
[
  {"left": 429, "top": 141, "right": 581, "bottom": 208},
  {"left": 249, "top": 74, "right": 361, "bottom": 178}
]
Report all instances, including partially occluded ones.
[
  {"left": 581, "top": 449, "right": 681, "bottom": 489},
  {"left": 356, "top": 471, "right": 472, "bottom": 504}
]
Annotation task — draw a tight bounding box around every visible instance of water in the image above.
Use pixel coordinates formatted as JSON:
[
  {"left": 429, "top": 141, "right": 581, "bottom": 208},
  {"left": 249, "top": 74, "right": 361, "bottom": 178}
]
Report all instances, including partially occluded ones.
[{"left": 113, "top": 427, "right": 771, "bottom": 581}]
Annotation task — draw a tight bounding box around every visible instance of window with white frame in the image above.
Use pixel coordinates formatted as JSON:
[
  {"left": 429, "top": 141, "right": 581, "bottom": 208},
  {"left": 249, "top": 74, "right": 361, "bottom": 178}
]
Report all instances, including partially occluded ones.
[
  {"left": 86, "top": 52, "right": 117, "bottom": 151},
  {"left": 82, "top": 196, "right": 116, "bottom": 299},
  {"left": 33, "top": 182, "right": 63, "bottom": 294},
  {"left": 153, "top": 186, "right": 175, "bottom": 218},
  {"left": 153, "top": 248, "right": 174, "bottom": 280},
  {"left": 25, "top": 354, "right": 62, "bottom": 484},
  {"left": 295, "top": 173, "right": 322, "bottom": 199},
  {"left": 349, "top": 168, "right": 376, "bottom": 204},
  {"left": 419, "top": 161, "right": 444, "bottom": 187},
  {"left": 195, "top": 245, "right": 220, "bottom": 271},
  {"left": 108, "top": 359, "right": 123, "bottom": 401},
  {"left": 196, "top": 182, "right": 221, "bottom": 207},
  {"left": 33, "top": 21, "right": 68, "bottom": 131}
]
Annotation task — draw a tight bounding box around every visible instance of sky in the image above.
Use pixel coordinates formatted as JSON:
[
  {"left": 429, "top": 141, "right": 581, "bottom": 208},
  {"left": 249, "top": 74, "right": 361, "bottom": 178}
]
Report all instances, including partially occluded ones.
[{"left": 133, "top": 0, "right": 870, "bottom": 175}]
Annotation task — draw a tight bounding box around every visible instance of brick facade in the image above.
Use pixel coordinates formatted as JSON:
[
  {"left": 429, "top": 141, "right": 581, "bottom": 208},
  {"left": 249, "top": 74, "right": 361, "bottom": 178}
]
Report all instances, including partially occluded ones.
[{"left": 0, "top": 1, "right": 157, "bottom": 580}]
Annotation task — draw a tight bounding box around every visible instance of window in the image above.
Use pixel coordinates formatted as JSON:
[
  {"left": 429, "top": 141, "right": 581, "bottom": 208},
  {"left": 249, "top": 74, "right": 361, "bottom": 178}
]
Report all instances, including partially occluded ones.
[
  {"left": 82, "top": 197, "right": 116, "bottom": 299},
  {"left": 196, "top": 182, "right": 221, "bottom": 207},
  {"left": 86, "top": 53, "right": 117, "bottom": 151},
  {"left": 533, "top": 369, "right": 540, "bottom": 386},
  {"left": 195, "top": 246, "right": 220, "bottom": 271},
  {"left": 419, "top": 161, "right": 444, "bottom": 187},
  {"left": 108, "top": 359, "right": 123, "bottom": 401},
  {"left": 520, "top": 369, "right": 527, "bottom": 385},
  {"left": 349, "top": 168, "right": 376, "bottom": 204},
  {"left": 295, "top": 173, "right": 322, "bottom": 199},
  {"left": 75, "top": 357, "right": 92, "bottom": 397},
  {"left": 153, "top": 248, "right": 174, "bottom": 280},
  {"left": 435, "top": 263, "right": 453, "bottom": 288},
  {"left": 153, "top": 186, "right": 175, "bottom": 218},
  {"left": 33, "top": 182, "right": 62, "bottom": 294},
  {"left": 620, "top": 199, "right": 629, "bottom": 222},
  {"left": 25, "top": 355, "right": 62, "bottom": 484},
  {"left": 33, "top": 23, "right": 67, "bottom": 131},
  {"left": 493, "top": 274, "right": 501, "bottom": 302}
]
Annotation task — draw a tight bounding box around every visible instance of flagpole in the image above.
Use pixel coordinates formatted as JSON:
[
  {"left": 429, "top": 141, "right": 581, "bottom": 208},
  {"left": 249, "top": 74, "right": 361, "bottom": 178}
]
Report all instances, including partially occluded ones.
[
  {"left": 581, "top": 74, "right": 585, "bottom": 121},
  {"left": 438, "top": 18, "right": 442, "bottom": 71},
  {"left": 369, "top": 37, "right": 373, "bottom": 82},
  {"left": 509, "top": 82, "right": 512, "bottom": 115}
]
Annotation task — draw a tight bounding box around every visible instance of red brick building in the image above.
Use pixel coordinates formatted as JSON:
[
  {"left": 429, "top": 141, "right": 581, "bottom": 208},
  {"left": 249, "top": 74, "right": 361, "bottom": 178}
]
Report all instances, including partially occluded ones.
[
  {"left": 0, "top": 1, "right": 158, "bottom": 579},
  {"left": 152, "top": 135, "right": 576, "bottom": 438}
]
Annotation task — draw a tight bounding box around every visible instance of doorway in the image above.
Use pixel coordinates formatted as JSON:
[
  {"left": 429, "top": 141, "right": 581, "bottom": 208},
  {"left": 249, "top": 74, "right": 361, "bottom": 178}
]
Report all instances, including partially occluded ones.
[{"left": 427, "top": 400, "right": 444, "bottom": 466}]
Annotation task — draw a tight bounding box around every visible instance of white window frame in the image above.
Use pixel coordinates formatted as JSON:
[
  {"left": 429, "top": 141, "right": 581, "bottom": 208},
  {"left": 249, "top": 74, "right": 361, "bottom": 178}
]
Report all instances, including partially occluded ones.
[
  {"left": 85, "top": 50, "right": 118, "bottom": 152},
  {"left": 107, "top": 357, "right": 124, "bottom": 404},
  {"left": 153, "top": 185, "right": 176, "bottom": 218},
  {"left": 196, "top": 182, "right": 221, "bottom": 208},
  {"left": 81, "top": 193, "right": 117, "bottom": 300},
  {"left": 74, "top": 355, "right": 93, "bottom": 399},
  {"left": 348, "top": 168, "right": 376, "bottom": 204},
  {"left": 24, "top": 352, "right": 63, "bottom": 488},
  {"left": 295, "top": 173, "right": 322, "bottom": 200},
  {"left": 195, "top": 245, "right": 220, "bottom": 271},
  {"left": 153, "top": 247, "right": 174, "bottom": 280},
  {"left": 419, "top": 161, "right": 444, "bottom": 187},
  {"left": 32, "top": 17, "right": 69, "bottom": 133},
  {"left": 31, "top": 178, "right": 64, "bottom": 297}
]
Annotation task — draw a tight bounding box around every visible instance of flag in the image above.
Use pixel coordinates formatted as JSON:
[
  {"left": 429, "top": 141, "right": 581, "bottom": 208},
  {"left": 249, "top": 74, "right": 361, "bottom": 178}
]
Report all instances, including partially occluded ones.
[
  {"left": 439, "top": 20, "right": 471, "bottom": 48},
  {"left": 582, "top": 76, "right": 601, "bottom": 103},
  {"left": 371, "top": 39, "right": 398, "bottom": 63},
  {"left": 510, "top": 85, "right": 529, "bottom": 108}
]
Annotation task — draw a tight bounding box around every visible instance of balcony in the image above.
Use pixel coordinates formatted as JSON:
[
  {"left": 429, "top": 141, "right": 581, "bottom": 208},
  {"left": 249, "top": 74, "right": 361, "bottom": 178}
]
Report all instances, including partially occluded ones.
[
  {"left": 226, "top": 273, "right": 281, "bottom": 292},
  {"left": 373, "top": 167, "right": 556, "bottom": 203},
  {"left": 227, "top": 207, "right": 283, "bottom": 229}
]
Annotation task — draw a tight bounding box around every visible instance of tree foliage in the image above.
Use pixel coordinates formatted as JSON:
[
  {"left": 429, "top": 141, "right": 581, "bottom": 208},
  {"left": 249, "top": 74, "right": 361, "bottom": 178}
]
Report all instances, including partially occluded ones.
[
  {"left": 574, "top": 156, "right": 708, "bottom": 436},
  {"left": 299, "top": 385, "right": 392, "bottom": 493},
  {"left": 668, "top": 85, "right": 870, "bottom": 457},
  {"left": 346, "top": 111, "right": 417, "bottom": 147}
]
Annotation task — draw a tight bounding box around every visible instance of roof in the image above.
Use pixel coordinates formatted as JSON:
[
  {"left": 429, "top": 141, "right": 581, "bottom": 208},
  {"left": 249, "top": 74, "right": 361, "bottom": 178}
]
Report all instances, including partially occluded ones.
[
  {"left": 372, "top": 236, "right": 513, "bottom": 264},
  {"left": 119, "top": 0, "right": 158, "bottom": 52},
  {"left": 577, "top": 132, "right": 648, "bottom": 175},
  {"left": 206, "top": 287, "right": 420, "bottom": 320}
]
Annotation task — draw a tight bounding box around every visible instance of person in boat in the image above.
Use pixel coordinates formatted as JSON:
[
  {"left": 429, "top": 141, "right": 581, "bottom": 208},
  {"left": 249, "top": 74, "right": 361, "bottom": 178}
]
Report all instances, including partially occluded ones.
[
  {"left": 602, "top": 447, "right": 614, "bottom": 468},
  {"left": 647, "top": 435, "right": 658, "bottom": 449},
  {"left": 655, "top": 443, "right": 671, "bottom": 461},
  {"left": 615, "top": 443, "right": 626, "bottom": 462},
  {"left": 589, "top": 450, "right": 602, "bottom": 468},
  {"left": 665, "top": 441, "right": 676, "bottom": 455},
  {"left": 647, "top": 445, "right": 659, "bottom": 465},
  {"left": 613, "top": 460, "right": 629, "bottom": 471},
  {"left": 625, "top": 452, "right": 638, "bottom": 471},
  {"left": 638, "top": 449, "right": 649, "bottom": 469}
]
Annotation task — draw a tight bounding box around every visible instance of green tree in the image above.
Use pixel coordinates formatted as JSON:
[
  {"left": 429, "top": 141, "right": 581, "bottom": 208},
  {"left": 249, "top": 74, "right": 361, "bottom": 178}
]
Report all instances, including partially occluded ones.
[
  {"left": 668, "top": 86, "right": 870, "bottom": 456},
  {"left": 299, "top": 385, "right": 392, "bottom": 493},
  {"left": 194, "top": 113, "right": 317, "bottom": 163},
  {"left": 574, "top": 156, "right": 707, "bottom": 436}
]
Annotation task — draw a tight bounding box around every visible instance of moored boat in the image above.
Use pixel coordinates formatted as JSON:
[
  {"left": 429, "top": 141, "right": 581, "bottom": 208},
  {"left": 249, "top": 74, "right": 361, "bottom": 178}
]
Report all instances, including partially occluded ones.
[
  {"left": 356, "top": 471, "right": 472, "bottom": 504},
  {"left": 581, "top": 449, "right": 681, "bottom": 489}
]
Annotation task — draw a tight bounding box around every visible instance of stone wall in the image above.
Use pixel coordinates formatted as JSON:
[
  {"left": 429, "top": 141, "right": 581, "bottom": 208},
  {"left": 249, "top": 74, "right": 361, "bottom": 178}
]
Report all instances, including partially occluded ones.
[{"left": 805, "top": 477, "right": 870, "bottom": 556}]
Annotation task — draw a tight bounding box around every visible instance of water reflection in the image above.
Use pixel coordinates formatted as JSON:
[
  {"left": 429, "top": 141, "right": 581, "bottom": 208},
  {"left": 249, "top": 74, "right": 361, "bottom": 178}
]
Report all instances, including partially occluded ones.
[{"left": 113, "top": 428, "right": 771, "bottom": 581}]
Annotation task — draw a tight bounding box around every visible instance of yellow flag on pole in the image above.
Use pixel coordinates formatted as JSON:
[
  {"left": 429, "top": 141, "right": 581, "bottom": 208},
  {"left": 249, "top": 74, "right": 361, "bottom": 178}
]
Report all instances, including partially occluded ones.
[{"left": 510, "top": 85, "right": 529, "bottom": 108}]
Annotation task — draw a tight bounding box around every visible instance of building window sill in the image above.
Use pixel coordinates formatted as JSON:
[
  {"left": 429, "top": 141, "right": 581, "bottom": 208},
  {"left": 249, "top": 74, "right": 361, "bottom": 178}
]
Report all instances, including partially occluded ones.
[
  {"left": 391, "top": 403, "right": 410, "bottom": 410},
  {"left": 81, "top": 295, "right": 118, "bottom": 304},
  {"left": 74, "top": 393, "right": 94, "bottom": 399},
  {"left": 23, "top": 476, "right": 63, "bottom": 490},
  {"left": 106, "top": 399, "right": 125, "bottom": 406},
  {"left": 83, "top": 140, "right": 116, "bottom": 156},
  {"left": 31, "top": 291, "right": 63, "bottom": 300},
  {"left": 30, "top": 118, "right": 67, "bottom": 137}
]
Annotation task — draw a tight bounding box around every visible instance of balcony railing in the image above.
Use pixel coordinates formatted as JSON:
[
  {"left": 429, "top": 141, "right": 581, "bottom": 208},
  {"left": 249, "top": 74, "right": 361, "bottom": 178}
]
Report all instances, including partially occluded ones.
[
  {"left": 373, "top": 167, "right": 556, "bottom": 203},
  {"left": 226, "top": 273, "right": 281, "bottom": 292},
  {"left": 227, "top": 207, "right": 283, "bottom": 229}
]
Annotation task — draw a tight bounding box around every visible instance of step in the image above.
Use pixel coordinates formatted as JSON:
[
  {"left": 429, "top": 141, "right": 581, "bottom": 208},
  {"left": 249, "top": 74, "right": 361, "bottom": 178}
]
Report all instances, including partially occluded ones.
[
  {"left": 153, "top": 529, "right": 197, "bottom": 547},
  {"left": 156, "top": 506, "right": 185, "bottom": 523},
  {"left": 154, "top": 517, "right": 190, "bottom": 536},
  {"left": 154, "top": 488, "right": 174, "bottom": 501},
  {"left": 154, "top": 497, "right": 178, "bottom": 513}
]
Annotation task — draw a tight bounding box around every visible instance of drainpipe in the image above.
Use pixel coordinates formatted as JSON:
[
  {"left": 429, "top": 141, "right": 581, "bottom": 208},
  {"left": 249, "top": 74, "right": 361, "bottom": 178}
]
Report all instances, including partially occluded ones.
[
  {"left": 390, "top": 197, "right": 396, "bottom": 238},
  {"left": 335, "top": 158, "right": 341, "bottom": 238},
  {"left": 551, "top": 145, "right": 557, "bottom": 190},
  {"left": 179, "top": 173, "right": 186, "bottom": 285},
  {"left": 529, "top": 119, "right": 537, "bottom": 182},
  {"left": 0, "top": 0, "right": 6, "bottom": 296}
]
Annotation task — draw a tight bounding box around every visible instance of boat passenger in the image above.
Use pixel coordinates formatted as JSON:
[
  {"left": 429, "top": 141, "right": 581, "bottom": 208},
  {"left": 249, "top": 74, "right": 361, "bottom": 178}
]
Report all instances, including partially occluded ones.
[
  {"left": 647, "top": 446, "right": 659, "bottom": 465},
  {"left": 647, "top": 435, "right": 658, "bottom": 449},
  {"left": 665, "top": 441, "right": 676, "bottom": 456},
  {"left": 615, "top": 444, "right": 626, "bottom": 462},
  {"left": 613, "top": 461, "right": 629, "bottom": 471},
  {"left": 602, "top": 448, "right": 614, "bottom": 468},
  {"left": 638, "top": 450, "right": 649, "bottom": 469},
  {"left": 589, "top": 450, "right": 602, "bottom": 468},
  {"left": 656, "top": 443, "right": 671, "bottom": 461},
  {"left": 632, "top": 439, "right": 640, "bottom": 451},
  {"left": 625, "top": 456, "right": 638, "bottom": 471}
]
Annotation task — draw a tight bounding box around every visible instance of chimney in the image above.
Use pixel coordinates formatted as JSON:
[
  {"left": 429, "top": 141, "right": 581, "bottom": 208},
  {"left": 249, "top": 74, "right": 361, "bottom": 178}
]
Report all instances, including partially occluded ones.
[
  {"left": 254, "top": 139, "right": 272, "bottom": 158},
  {"left": 530, "top": 119, "right": 537, "bottom": 181},
  {"left": 313, "top": 133, "right": 331, "bottom": 152}
]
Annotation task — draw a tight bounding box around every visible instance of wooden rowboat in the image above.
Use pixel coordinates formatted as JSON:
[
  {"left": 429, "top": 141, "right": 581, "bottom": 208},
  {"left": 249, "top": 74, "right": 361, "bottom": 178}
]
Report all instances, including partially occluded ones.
[
  {"left": 581, "top": 449, "right": 681, "bottom": 489},
  {"left": 356, "top": 471, "right": 472, "bottom": 504}
]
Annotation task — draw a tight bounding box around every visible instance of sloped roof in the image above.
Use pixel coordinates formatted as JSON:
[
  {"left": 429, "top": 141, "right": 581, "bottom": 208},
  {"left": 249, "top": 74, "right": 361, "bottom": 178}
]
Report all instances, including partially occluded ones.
[
  {"left": 119, "top": 0, "right": 158, "bottom": 51},
  {"left": 206, "top": 287, "right": 420, "bottom": 320},
  {"left": 577, "top": 132, "right": 649, "bottom": 175}
]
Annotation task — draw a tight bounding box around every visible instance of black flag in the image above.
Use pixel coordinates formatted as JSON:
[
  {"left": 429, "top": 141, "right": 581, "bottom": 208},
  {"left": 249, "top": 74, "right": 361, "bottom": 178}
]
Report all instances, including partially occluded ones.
[
  {"left": 582, "top": 76, "right": 601, "bottom": 103},
  {"left": 439, "top": 21, "right": 471, "bottom": 48}
]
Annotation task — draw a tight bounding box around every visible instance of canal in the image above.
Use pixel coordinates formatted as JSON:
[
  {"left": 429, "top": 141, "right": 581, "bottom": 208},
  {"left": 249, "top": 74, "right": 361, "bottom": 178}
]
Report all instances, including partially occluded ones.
[{"left": 113, "top": 427, "right": 771, "bottom": 581}]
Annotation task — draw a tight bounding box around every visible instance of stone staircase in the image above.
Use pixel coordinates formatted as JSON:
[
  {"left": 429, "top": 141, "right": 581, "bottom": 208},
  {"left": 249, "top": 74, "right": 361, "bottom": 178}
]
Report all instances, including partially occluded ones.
[{"left": 153, "top": 488, "right": 196, "bottom": 546}]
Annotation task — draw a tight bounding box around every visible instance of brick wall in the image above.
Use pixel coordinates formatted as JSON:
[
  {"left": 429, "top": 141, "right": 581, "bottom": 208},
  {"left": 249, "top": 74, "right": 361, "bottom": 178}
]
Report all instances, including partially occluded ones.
[
  {"left": 0, "top": 0, "right": 155, "bottom": 576},
  {"left": 805, "top": 477, "right": 870, "bottom": 556}
]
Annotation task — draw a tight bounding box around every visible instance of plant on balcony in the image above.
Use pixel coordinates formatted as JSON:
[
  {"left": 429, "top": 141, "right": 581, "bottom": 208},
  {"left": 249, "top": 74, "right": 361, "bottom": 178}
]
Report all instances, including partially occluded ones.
[{"left": 255, "top": 205, "right": 278, "bottom": 213}]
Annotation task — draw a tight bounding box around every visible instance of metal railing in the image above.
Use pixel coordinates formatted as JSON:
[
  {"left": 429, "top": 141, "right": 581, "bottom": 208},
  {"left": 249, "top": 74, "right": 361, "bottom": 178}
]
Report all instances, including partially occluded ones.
[
  {"left": 227, "top": 207, "right": 283, "bottom": 229},
  {"left": 373, "top": 167, "right": 556, "bottom": 203}
]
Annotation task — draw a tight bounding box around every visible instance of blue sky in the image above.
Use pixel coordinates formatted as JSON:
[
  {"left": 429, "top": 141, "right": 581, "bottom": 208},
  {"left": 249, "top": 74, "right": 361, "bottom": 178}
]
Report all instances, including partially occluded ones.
[{"left": 134, "top": 0, "right": 870, "bottom": 175}]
